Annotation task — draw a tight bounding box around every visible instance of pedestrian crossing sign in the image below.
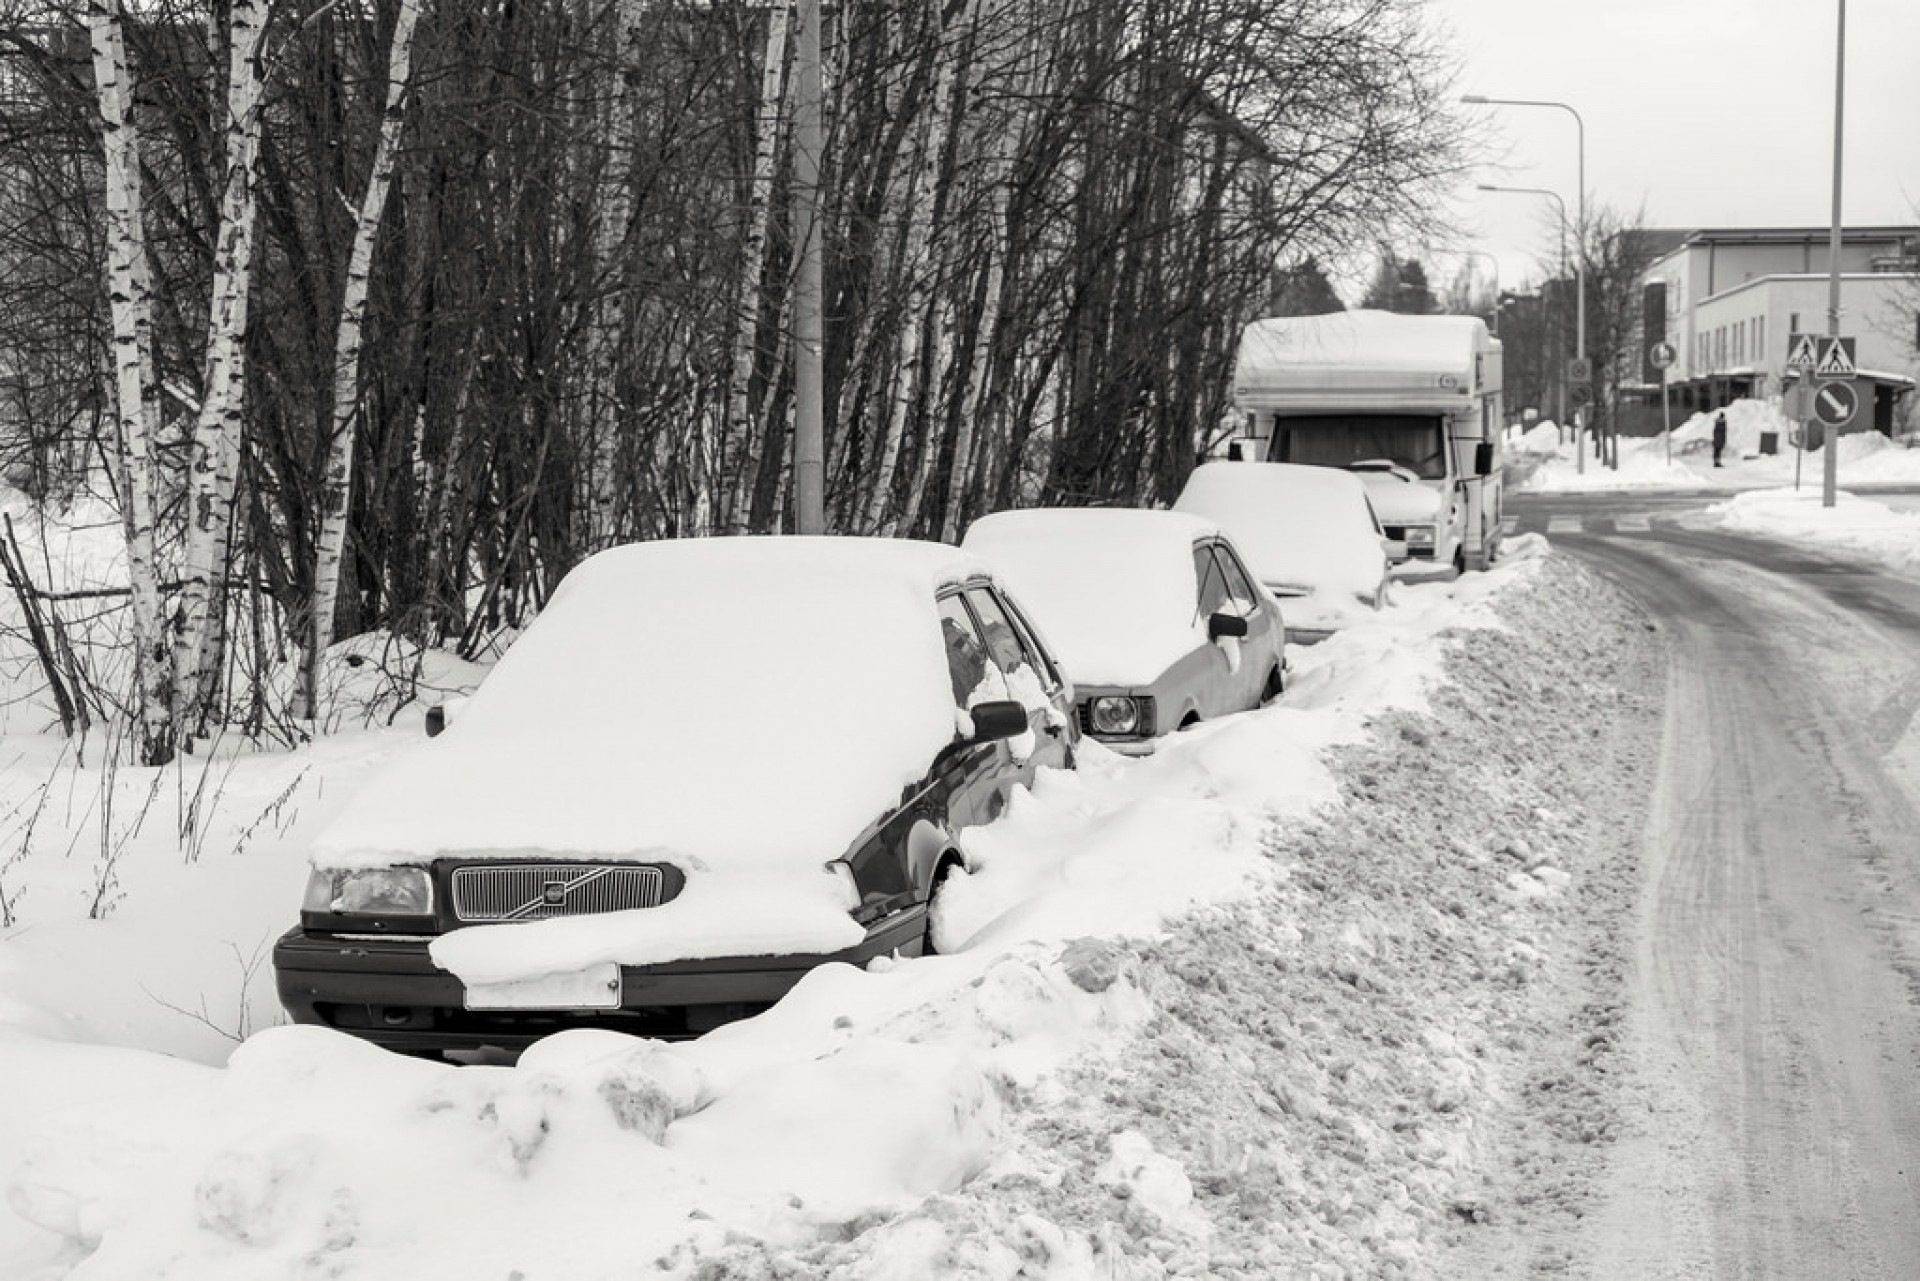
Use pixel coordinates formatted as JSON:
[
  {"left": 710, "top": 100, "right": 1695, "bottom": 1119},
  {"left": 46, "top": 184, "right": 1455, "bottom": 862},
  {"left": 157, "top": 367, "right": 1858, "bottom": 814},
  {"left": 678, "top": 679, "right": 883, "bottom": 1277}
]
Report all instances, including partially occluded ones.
[
  {"left": 1785, "top": 333, "right": 1819, "bottom": 371},
  {"left": 1814, "top": 336, "right": 1856, "bottom": 380}
]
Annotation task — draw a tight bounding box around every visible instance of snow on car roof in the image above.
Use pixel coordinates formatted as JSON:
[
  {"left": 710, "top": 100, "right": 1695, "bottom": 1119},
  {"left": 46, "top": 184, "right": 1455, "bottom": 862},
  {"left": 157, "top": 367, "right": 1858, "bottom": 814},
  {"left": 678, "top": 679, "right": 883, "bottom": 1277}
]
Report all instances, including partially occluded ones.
[
  {"left": 1174, "top": 462, "right": 1386, "bottom": 627},
  {"left": 962, "top": 508, "right": 1221, "bottom": 685},
  {"left": 312, "top": 536, "right": 988, "bottom": 873}
]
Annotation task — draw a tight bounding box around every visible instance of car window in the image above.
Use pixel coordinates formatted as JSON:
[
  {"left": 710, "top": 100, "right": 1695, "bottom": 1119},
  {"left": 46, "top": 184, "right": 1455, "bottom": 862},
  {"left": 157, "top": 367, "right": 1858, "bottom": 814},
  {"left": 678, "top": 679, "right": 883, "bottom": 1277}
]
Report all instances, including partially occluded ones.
[
  {"left": 992, "top": 592, "right": 1065, "bottom": 692},
  {"left": 1211, "top": 541, "right": 1261, "bottom": 615},
  {"left": 966, "top": 589, "right": 1028, "bottom": 675},
  {"left": 1193, "top": 543, "right": 1233, "bottom": 619},
  {"left": 964, "top": 586, "right": 1065, "bottom": 752},
  {"left": 937, "top": 593, "right": 1008, "bottom": 709}
]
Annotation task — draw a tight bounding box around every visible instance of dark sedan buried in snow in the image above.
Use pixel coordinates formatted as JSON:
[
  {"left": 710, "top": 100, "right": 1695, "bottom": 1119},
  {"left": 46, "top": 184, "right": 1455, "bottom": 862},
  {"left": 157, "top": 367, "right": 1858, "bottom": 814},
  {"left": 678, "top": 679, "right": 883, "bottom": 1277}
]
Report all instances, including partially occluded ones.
[{"left": 272, "top": 536, "right": 1078, "bottom": 1057}]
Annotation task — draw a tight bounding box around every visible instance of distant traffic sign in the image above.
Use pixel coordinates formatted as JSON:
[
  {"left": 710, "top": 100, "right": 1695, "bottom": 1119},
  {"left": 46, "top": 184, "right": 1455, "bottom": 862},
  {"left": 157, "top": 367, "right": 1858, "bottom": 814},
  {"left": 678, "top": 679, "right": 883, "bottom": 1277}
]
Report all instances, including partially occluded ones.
[
  {"left": 1815, "top": 336, "right": 1857, "bottom": 380},
  {"left": 1813, "top": 381, "right": 1858, "bottom": 428},
  {"left": 1569, "top": 382, "right": 1594, "bottom": 407},
  {"left": 1649, "top": 341, "right": 1676, "bottom": 369},
  {"left": 1786, "top": 332, "right": 1820, "bottom": 371},
  {"left": 1568, "top": 357, "right": 1593, "bottom": 384}
]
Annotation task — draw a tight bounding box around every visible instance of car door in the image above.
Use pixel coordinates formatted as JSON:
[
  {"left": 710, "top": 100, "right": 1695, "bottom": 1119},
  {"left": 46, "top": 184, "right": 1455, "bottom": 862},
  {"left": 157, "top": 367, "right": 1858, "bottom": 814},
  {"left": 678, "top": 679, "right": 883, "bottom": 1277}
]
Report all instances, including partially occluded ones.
[
  {"left": 965, "top": 583, "right": 1073, "bottom": 779},
  {"left": 935, "top": 591, "right": 1016, "bottom": 829},
  {"left": 1192, "top": 539, "right": 1277, "bottom": 715},
  {"left": 1209, "top": 538, "right": 1284, "bottom": 703},
  {"left": 1188, "top": 540, "right": 1249, "bottom": 716}
]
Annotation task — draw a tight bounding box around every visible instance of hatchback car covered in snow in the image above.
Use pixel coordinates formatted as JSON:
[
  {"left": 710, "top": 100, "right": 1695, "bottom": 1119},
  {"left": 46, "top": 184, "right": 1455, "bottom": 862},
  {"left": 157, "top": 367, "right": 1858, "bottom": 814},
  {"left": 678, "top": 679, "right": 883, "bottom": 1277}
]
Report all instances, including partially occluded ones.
[
  {"left": 961, "top": 508, "right": 1286, "bottom": 753},
  {"left": 272, "top": 536, "right": 1077, "bottom": 1054},
  {"left": 1172, "top": 461, "right": 1392, "bottom": 643}
]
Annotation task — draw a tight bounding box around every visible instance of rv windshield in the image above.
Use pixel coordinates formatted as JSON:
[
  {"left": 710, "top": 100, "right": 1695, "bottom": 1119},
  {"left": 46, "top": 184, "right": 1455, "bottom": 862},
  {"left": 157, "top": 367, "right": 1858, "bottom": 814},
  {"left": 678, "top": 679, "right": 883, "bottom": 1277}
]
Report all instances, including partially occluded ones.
[{"left": 1270, "top": 414, "right": 1447, "bottom": 480}]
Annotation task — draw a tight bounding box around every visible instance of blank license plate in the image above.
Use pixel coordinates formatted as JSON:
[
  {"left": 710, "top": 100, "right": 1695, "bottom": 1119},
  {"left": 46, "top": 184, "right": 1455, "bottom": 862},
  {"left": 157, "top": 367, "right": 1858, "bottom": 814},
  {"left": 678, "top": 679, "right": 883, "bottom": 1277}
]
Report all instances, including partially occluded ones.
[{"left": 463, "top": 962, "right": 622, "bottom": 1011}]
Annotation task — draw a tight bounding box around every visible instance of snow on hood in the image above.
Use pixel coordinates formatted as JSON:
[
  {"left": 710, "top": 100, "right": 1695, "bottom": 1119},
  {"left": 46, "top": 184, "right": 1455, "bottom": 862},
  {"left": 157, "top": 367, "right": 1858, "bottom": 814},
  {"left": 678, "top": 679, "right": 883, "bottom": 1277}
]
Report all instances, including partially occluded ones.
[
  {"left": 962, "top": 508, "right": 1222, "bottom": 686},
  {"left": 1352, "top": 469, "right": 1442, "bottom": 524},
  {"left": 310, "top": 537, "right": 977, "bottom": 876},
  {"left": 1172, "top": 462, "right": 1386, "bottom": 611}
]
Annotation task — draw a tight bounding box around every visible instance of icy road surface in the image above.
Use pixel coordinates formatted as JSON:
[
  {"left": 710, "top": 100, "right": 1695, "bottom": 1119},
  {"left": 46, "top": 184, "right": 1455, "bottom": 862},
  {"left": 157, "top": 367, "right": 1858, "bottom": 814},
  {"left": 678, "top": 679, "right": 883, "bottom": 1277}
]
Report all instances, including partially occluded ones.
[{"left": 1454, "top": 516, "right": 1920, "bottom": 1278}]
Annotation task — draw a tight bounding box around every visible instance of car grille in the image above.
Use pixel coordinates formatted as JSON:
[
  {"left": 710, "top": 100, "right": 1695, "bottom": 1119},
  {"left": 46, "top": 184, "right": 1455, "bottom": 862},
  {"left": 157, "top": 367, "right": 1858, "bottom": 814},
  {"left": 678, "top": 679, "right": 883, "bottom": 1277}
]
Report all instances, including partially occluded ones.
[{"left": 449, "top": 864, "right": 666, "bottom": 923}]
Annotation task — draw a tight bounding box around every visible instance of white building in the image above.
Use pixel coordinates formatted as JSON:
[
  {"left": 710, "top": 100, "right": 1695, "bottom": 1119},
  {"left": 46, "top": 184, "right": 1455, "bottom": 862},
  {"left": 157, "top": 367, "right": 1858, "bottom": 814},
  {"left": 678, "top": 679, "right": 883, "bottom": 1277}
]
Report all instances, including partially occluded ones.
[{"left": 1637, "top": 226, "right": 1919, "bottom": 435}]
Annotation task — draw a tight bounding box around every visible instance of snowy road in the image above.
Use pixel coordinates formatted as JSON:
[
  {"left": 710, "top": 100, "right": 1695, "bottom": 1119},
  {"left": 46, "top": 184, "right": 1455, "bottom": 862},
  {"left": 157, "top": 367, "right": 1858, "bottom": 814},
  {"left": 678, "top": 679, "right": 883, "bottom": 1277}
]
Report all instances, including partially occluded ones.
[{"left": 1542, "top": 522, "right": 1920, "bottom": 1277}]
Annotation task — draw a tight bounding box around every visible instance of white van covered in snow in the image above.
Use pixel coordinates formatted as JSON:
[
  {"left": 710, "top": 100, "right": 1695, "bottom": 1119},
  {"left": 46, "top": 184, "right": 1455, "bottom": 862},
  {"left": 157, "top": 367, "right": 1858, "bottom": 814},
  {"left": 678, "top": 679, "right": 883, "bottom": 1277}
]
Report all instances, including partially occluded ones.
[{"left": 1227, "top": 310, "right": 1504, "bottom": 572}]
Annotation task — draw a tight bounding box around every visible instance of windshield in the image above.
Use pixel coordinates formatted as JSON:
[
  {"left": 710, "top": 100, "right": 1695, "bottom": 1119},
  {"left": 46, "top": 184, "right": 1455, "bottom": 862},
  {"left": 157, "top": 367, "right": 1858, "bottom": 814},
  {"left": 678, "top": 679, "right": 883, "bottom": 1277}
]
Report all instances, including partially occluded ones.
[{"left": 1270, "top": 414, "right": 1447, "bottom": 480}]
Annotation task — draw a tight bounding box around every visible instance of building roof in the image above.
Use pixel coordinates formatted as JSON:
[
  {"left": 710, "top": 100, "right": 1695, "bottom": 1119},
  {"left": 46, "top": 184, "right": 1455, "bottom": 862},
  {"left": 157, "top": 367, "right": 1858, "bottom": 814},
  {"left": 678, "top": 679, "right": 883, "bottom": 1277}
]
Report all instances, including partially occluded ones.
[{"left": 1678, "top": 225, "right": 1920, "bottom": 247}]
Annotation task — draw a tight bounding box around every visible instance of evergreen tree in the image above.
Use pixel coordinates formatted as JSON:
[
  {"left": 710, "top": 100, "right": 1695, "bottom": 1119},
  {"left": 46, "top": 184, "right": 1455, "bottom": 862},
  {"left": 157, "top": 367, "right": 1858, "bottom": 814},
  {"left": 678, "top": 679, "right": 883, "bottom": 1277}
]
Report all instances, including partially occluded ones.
[
  {"left": 1360, "top": 252, "right": 1439, "bottom": 314},
  {"left": 1269, "top": 258, "right": 1346, "bottom": 316}
]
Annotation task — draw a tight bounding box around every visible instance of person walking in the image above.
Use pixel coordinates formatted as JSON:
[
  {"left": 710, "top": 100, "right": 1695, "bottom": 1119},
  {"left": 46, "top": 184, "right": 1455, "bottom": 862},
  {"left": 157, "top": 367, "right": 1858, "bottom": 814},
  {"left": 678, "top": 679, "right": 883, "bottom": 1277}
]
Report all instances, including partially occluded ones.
[{"left": 1712, "top": 409, "right": 1728, "bottom": 468}]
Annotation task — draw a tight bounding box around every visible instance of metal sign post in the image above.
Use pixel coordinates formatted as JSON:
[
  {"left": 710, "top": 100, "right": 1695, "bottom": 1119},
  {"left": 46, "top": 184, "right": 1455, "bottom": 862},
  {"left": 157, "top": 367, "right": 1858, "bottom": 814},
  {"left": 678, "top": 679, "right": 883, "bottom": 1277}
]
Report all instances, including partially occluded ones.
[
  {"left": 1649, "top": 341, "right": 1675, "bottom": 466},
  {"left": 1793, "top": 380, "right": 1808, "bottom": 491},
  {"left": 1785, "top": 334, "right": 1817, "bottom": 492}
]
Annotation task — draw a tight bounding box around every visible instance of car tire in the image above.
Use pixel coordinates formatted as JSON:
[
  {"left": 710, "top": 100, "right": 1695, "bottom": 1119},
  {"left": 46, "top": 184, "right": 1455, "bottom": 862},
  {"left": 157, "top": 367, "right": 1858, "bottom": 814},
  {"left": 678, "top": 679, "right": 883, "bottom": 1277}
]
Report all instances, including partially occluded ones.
[{"left": 923, "top": 853, "right": 966, "bottom": 956}]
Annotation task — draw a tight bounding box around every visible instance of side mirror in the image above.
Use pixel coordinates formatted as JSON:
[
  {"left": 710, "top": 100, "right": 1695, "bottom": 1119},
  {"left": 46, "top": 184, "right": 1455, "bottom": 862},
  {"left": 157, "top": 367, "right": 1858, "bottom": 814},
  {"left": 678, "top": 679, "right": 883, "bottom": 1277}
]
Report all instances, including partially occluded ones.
[
  {"left": 968, "top": 699, "right": 1030, "bottom": 743},
  {"left": 1474, "top": 440, "right": 1494, "bottom": 476},
  {"left": 1208, "top": 612, "right": 1249, "bottom": 640}
]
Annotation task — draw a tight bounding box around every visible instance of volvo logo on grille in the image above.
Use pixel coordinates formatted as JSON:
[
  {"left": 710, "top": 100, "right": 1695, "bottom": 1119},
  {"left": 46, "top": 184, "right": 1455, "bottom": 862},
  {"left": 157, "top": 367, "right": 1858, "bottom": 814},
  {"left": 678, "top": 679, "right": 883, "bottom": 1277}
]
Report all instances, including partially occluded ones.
[{"left": 541, "top": 881, "right": 568, "bottom": 905}]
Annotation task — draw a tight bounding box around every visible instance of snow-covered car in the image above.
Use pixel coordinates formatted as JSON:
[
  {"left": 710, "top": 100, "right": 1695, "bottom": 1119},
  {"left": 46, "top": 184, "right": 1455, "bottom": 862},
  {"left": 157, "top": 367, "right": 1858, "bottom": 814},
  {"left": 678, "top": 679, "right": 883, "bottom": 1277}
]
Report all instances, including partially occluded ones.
[
  {"left": 961, "top": 507, "right": 1287, "bottom": 754},
  {"left": 272, "top": 536, "right": 1078, "bottom": 1055},
  {"left": 1172, "top": 460, "right": 1393, "bottom": 643}
]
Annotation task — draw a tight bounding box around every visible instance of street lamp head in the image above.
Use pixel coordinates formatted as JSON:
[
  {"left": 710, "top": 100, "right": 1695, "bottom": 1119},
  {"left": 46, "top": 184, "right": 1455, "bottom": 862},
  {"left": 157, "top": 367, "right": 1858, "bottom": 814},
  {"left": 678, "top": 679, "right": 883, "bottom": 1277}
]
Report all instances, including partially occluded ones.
[{"left": 1460, "top": 94, "right": 1489, "bottom": 104}]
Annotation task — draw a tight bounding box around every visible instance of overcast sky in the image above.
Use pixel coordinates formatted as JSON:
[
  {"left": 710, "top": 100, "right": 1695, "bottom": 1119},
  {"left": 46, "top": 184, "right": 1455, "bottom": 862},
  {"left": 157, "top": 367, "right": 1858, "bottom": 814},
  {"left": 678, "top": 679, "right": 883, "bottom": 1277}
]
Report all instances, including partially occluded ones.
[{"left": 1422, "top": 0, "right": 1920, "bottom": 298}]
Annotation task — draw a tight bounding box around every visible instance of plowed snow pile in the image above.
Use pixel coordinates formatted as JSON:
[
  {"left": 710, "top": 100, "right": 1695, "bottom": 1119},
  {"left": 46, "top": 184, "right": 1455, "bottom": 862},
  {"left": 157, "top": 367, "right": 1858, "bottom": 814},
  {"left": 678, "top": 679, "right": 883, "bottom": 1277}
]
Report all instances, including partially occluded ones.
[{"left": 677, "top": 556, "right": 1663, "bottom": 1278}]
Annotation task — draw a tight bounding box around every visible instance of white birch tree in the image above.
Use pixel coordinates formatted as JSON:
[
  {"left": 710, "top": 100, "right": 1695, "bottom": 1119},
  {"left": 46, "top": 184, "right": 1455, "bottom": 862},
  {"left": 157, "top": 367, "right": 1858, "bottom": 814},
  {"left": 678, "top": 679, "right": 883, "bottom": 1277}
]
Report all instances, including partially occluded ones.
[
  {"left": 307, "top": 0, "right": 424, "bottom": 723},
  {"left": 722, "top": 1, "right": 791, "bottom": 535},
  {"left": 88, "top": 0, "right": 174, "bottom": 766},
  {"left": 575, "top": 0, "right": 645, "bottom": 551},
  {"left": 172, "top": 0, "right": 269, "bottom": 735}
]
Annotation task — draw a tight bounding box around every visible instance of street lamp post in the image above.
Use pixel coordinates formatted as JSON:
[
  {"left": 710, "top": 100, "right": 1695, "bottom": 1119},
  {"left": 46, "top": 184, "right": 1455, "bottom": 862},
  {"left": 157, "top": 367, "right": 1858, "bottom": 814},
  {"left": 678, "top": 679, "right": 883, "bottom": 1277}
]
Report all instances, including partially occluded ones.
[
  {"left": 1477, "top": 182, "right": 1576, "bottom": 467},
  {"left": 1463, "top": 95, "right": 1591, "bottom": 465}
]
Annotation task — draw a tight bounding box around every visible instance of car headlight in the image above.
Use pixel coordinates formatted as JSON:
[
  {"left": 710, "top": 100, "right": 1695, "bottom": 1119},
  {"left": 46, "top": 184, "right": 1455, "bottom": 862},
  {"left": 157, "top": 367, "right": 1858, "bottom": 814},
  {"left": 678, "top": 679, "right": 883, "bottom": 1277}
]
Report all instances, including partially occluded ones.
[
  {"left": 1089, "top": 695, "right": 1153, "bottom": 736},
  {"left": 1404, "top": 526, "right": 1435, "bottom": 546},
  {"left": 304, "top": 867, "right": 433, "bottom": 916}
]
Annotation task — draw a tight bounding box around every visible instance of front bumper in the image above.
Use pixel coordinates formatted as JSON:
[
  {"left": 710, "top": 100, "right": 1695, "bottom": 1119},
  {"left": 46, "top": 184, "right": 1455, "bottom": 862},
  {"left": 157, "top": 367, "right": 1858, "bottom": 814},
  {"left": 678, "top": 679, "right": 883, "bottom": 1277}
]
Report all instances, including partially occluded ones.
[{"left": 273, "top": 910, "right": 924, "bottom": 1054}]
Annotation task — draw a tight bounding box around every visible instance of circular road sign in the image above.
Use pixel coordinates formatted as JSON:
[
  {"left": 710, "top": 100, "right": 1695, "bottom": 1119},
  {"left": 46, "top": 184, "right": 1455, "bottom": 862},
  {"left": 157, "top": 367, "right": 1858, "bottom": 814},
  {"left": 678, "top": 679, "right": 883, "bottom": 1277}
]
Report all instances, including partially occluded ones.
[
  {"left": 1649, "top": 341, "right": 1676, "bottom": 369},
  {"left": 1814, "top": 381, "right": 1858, "bottom": 429}
]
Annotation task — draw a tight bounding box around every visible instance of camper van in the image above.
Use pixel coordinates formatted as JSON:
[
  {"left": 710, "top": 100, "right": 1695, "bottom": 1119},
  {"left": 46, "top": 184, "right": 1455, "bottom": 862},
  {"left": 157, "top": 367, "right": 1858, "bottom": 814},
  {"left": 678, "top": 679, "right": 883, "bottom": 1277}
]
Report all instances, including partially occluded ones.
[{"left": 1228, "top": 310, "right": 1504, "bottom": 573}]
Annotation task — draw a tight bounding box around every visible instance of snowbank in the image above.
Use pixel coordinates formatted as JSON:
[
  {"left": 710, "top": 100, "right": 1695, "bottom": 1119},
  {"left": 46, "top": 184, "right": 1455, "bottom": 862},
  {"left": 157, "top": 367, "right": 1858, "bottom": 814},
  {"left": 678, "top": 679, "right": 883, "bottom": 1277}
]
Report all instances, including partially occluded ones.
[{"left": 0, "top": 550, "right": 1667, "bottom": 1279}]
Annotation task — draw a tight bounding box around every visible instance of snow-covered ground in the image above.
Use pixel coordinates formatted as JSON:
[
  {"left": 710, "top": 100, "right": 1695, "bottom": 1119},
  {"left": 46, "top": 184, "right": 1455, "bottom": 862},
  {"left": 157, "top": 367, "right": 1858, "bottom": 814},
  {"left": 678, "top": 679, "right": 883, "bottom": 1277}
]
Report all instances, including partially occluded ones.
[
  {"left": 4, "top": 398, "right": 1920, "bottom": 1279},
  {"left": 1510, "top": 396, "right": 1920, "bottom": 496}
]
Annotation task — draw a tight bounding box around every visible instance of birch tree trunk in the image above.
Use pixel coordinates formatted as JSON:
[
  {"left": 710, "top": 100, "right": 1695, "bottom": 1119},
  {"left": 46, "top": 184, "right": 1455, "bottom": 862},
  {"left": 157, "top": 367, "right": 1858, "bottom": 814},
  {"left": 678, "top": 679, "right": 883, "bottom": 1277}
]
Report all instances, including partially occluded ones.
[
  {"left": 88, "top": 0, "right": 173, "bottom": 766},
  {"left": 940, "top": 185, "right": 1007, "bottom": 542},
  {"left": 576, "top": 0, "right": 645, "bottom": 552},
  {"left": 173, "top": 0, "right": 267, "bottom": 735},
  {"left": 721, "top": 2, "right": 791, "bottom": 536},
  {"left": 860, "top": 8, "right": 960, "bottom": 534},
  {"left": 306, "top": 0, "right": 423, "bottom": 723}
]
